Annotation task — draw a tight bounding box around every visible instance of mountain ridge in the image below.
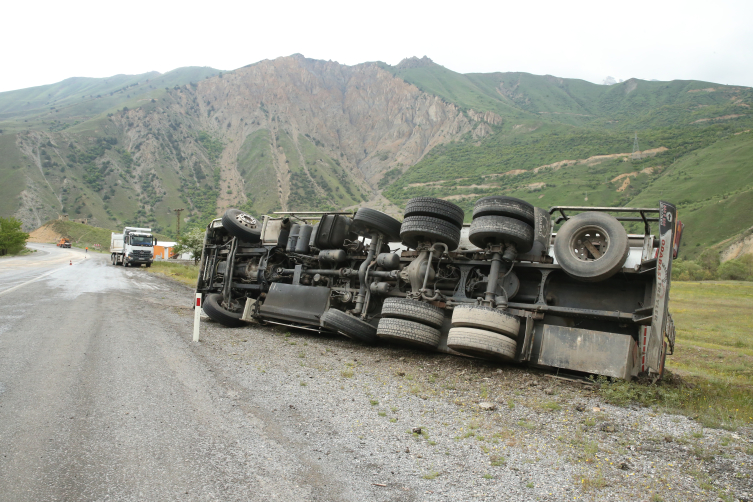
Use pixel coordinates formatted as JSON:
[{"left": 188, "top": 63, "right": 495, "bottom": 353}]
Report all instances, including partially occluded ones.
[{"left": 0, "top": 55, "right": 751, "bottom": 259}]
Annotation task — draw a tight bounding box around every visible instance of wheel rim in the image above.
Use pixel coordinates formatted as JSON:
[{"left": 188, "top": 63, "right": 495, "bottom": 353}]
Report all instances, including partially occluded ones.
[
  {"left": 234, "top": 212, "right": 258, "bottom": 230},
  {"left": 568, "top": 225, "right": 609, "bottom": 262}
]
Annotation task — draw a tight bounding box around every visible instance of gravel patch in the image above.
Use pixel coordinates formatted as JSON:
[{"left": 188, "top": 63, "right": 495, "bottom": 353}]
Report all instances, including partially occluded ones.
[{"left": 161, "top": 285, "right": 752, "bottom": 501}]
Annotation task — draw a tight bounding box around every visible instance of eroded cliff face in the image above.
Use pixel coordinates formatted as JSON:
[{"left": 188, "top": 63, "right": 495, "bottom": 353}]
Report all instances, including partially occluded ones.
[
  {"left": 178, "top": 55, "right": 474, "bottom": 209},
  {"left": 10, "top": 55, "right": 480, "bottom": 230}
]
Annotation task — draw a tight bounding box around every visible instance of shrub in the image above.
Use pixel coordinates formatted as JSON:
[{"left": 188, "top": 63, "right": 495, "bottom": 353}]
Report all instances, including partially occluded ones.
[
  {"left": 0, "top": 217, "right": 29, "bottom": 255},
  {"left": 718, "top": 258, "right": 751, "bottom": 281}
]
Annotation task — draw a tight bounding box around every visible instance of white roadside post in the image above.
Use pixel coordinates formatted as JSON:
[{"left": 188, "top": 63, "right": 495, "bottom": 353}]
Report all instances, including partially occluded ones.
[{"left": 193, "top": 293, "right": 202, "bottom": 342}]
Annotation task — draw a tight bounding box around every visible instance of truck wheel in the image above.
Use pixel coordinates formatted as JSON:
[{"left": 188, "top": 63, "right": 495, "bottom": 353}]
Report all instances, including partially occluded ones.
[
  {"left": 472, "top": 196, "right": 535, "bottom": 226},
  {"left": 380, "top": 298, "right": 445, "bottom": 328},
  {"left": 222, "top": 209, "right": 262, "bottom": 243},
  {"left": 321, "top": 309, "right": 378, "bottom": 344},
  {"left": 400, "top": 215, "right": 461, "bottom": 251},
  {"left": 203, "top": 293, "right": 245, "bottom": 327},
  {"left": 404, "top": 197, "right": 465, "bottom": 229},
  {"left": 469, "top": 215, "right": 534, "bottom": 252},
  {"left": 146, "top": 263, "right": 152, "bottom": 268},
  {"left": 553, "top": 211, "right": 629, "bottom": 282},
  {"left": 111, "top": 254, "right": 115, "bottom": 265},
  {"left": 451, "top": 305, "right": 520, "bottom": 338},
  {"left": 376, "top": 318, "right": 441, "bottom": 350},
  {"left": 447, "top": 327, "right": 517, "bottom": 361},
  {"left": 351, "top": 208, "right": 402, "bottom": 242},
  {"left": 123, "top": 261, "right": 129, "bottom": 268}
]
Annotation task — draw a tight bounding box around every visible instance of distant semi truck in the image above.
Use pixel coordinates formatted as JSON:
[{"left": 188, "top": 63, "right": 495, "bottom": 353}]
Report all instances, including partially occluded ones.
[
  {"left": 56, "top": 237, "right": 71, "bottom": 248},
  {"left": 110, "top": 227, "right": 156, "bottom": 267}
]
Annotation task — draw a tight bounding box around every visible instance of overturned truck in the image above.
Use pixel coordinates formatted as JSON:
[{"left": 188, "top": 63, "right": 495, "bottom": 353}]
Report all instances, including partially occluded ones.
[{"left": 195, "top": 197, "right": 681, "bottom": 380}]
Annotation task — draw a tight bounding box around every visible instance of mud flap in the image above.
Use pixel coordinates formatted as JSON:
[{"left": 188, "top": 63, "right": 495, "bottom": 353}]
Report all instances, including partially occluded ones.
[
  {"left": 534, "top": 325, "right": 637, "bottom": 379},
  {"left": 259, "top": 283, "right": 331, "bottom": 325}
]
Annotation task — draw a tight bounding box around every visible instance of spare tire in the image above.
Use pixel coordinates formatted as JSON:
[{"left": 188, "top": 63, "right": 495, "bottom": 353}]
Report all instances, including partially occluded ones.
[
  {"left": 553, "top": 211, "right": 629, "bottom": 282},
  {"left": 472, "top": 196, "right": 535, "bottom": 226},
  {"left": 376, "top": 318, "right": 441, "bottom": 350},
  {"left": 451, "top": 305, "right": 520, "bottom": 338},
  {"left": 404, "top": 197, "right": 465, "bottom": 229},
  {"left": 380, "top": 298, "right": 445, "bottom": 328},
  {"left": 203, "top": 293, "right": 245, "bottom": 328},
  {"left": 351, "top": 208, "right": 402, "bottom": 242},
  {"left": 321, "top": 309, "right": 379, "bottom": 344},
  {"left": 469, "top": 215, "right": 534, "bottom": 252},
  {"left": 222, "top": 209, "right": 262, "bottom": 243},
  {"left": 400, "top": 215, "right": 461, "bottom": 250},
  {"left": 447, "top": 327, "right": 517, "bottom": 361}
]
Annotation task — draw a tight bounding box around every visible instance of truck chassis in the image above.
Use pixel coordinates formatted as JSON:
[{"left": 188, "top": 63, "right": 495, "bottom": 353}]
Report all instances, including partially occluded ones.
[{"left": 195, "top": 198, "right": 680, "bottom": 380}]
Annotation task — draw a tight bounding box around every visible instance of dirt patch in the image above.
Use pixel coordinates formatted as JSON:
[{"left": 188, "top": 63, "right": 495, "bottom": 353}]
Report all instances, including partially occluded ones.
[
  {"left": 28, "top": 223, "right": 63, "bottom": 243},
  {"left": 440, "top": 193, "right": 487, "bottom": 201},
  {"left": 616, "top": 178, "right": 631, "bottom": 192},
  {"left": 691, "top": 114, "right": 742, "bottom": 124}
]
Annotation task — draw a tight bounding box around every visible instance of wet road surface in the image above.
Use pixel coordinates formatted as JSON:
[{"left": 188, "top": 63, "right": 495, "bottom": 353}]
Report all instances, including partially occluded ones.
[{"left": 0, "top": 246, "right": 362, "bottom": 501}]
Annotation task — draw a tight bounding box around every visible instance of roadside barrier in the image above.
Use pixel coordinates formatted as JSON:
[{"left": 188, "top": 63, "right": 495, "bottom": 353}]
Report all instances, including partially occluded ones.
[{"left": 193, "top": 293, "right": 202, "bottom": 342}]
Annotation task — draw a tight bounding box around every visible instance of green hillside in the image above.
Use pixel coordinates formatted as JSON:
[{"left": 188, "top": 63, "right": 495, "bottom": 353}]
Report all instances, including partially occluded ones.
[
  {"left": 0, "top": 66, "right": 220, "bottom": 122},
  {"left": 628, "top": 132, "right": 753, "bottom": 256},
  {"left": 1, "top": 56, "right": 751, "bottom": 255}
]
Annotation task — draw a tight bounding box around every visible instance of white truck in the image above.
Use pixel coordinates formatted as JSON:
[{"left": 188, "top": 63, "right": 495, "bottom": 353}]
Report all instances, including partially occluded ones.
[{"left": 110, "top": 227, "right": 156, "bottom": 267}]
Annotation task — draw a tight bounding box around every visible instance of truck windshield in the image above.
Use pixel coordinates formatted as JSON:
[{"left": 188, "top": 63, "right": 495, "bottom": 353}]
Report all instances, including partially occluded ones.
[{"left": 131, "top": 236, "right": 153, "bottom": 246}]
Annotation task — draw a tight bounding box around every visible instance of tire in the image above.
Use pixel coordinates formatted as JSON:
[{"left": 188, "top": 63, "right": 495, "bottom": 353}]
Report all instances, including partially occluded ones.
[
  {"left": 376, "top": 318, "right": 441, "bottom": 350},
  {"left": 472, "top": 196, "right": 535, "bottom": 226},
  {"left": 111, "top": 254, "right": 115, "bottom": 265},
  {"left": 447, "top": 327, "right": 517, "bottom": 361},
  {"left": 553, "top": 211, "right": 629, "bottom": 282},
  {"left": 146, "top": 263, "right": 152, "bottom": 268},
  {"left": 123, "top": 261, "right": 129, "bottom": 268},
  {"left": 451, "top": 305, "right": 520, "bottom": 338},
  {"left": 380, "top": 298, "right": 445, "bottom": 328},
  {"left": 351, "top": 208, "right": 402, "bottom": 242},
  {"left": 469, "top": 215, "right": 534, "bottom": 252},
  {"left": 321, "top": 309, "right": 378, "bottom": 344},
  {"left": 222, "top": 208, "right": 262, "bottom": 243},
  {"left": 404, "top": 197, "right": 465, "bottom": 229},
  {"left": 400, "top": 215, "right": 461, "bottom": 251},
  {"left": 203, "top": 293, "right": 245, "bottom": 327}
]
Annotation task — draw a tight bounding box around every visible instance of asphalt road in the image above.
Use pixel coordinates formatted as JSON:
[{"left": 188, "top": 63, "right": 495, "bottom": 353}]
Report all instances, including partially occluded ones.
[
  {"left": 4, "top": 246, "right": 749, "bottom": 502},
  {"left": 0, "top": 245, "right": 360, "bottom": 502}
]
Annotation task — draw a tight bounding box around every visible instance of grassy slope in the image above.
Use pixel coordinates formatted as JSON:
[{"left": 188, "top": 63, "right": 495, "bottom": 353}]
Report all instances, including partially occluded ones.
[
  {"left": 0, "top": 66, "right": 219, "bottom": 121},
  {"left": 628, "top": 132, "right": 753, "bottom": 257},
  {"left": 237, "top": 129, "right": 278, "bottom": 214},
  {"left": 44, "top": 220, "right": 116, "bottom": 249},
  {"left": 0, "top": 134, "right": 26, "bottom": 216}
]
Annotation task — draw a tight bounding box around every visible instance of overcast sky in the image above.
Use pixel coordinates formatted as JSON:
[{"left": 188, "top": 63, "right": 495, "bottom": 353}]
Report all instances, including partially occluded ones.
[{"left": 2, "top": 0, "right": 752, "bottom": 93}]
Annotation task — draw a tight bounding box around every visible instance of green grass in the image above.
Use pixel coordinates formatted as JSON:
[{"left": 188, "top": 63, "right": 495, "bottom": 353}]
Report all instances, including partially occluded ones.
[
  {"left": 629, "top": 133, "right": 753, "bottom": 256},
  {"left": 146, "top": 261, "right": 199, "bottom": 287},
  {"left": 597, "top": 281, "right": 753, "bottom": 429},
  {"left": 236, "top": 129, "right": 278, "bottom": 215}
]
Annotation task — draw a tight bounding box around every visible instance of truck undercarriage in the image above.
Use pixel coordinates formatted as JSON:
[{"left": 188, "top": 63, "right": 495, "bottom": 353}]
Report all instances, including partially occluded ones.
[{"left": 195, "top": 198, "right": 680, "bottom": 380}]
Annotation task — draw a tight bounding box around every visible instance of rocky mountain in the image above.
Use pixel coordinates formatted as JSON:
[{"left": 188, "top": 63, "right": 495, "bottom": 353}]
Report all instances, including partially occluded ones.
[{"left": 1, "top": 55, "right": 752, "bottom": 256}]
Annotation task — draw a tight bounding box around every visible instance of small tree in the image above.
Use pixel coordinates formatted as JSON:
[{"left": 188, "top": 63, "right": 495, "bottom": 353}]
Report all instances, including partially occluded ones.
[
  {"left": 0, "top": 217, "right": 29, "bottom": 255},
  {"left": 172, "top": 228, "right": 204, "bottom": 263}
]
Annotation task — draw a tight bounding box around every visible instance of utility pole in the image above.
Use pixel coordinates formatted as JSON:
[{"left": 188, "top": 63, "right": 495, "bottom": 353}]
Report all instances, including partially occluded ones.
[
  {"left": 632, "top": 132, "right": 641, "bottom": 160},
  {"left": 174, "top": 208, "right": 185, "bottom": 237}
]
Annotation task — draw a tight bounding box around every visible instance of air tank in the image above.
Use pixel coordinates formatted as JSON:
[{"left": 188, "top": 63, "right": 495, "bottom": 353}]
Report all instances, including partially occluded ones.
[
  {"left": 295, "top": 224, "right": 314, "bottom": 253},
  {"left": 286, "top": 224, "right": 300, "bottom": 252}
]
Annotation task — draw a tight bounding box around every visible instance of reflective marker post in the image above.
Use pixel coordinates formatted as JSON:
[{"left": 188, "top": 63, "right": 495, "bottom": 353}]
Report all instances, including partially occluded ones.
[{"left": 193, "top": 293, "right": 202, "bottom": 342}]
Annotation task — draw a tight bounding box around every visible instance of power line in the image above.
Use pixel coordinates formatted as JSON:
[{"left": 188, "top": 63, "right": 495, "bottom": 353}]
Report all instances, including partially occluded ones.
[
  {"left": 632, "top": 132, "right": 641, "bottom": 160},
  {"left": 174, "top": 208, "right": 185, "bottom": 237}
]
